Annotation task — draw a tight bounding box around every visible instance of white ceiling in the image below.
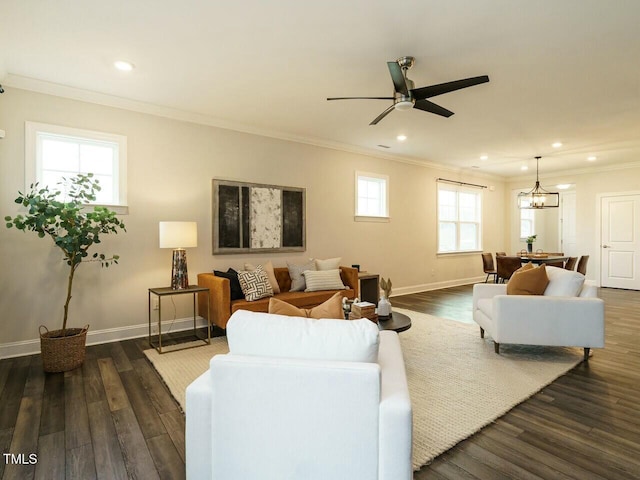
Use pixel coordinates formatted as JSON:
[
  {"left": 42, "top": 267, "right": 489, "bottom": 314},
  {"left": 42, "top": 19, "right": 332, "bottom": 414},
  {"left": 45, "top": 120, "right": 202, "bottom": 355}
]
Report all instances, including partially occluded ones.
[{"left": 2, "top": 0, "right": 640, "bottom": 179}]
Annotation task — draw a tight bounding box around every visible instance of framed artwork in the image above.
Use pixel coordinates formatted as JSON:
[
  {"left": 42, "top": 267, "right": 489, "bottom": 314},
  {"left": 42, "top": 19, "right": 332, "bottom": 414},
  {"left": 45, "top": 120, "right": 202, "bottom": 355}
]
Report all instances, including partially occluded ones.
[{"left": 212, "top": 179, "right": 306, "bottom": 254}]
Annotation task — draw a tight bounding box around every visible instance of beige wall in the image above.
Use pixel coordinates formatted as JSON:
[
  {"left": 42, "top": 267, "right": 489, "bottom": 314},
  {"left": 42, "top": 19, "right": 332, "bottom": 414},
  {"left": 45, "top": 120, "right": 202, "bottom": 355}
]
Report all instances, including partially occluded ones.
[
  {"left": 0, "top": 87, "right": 506, "bottom": 347},
  {"left": 507, "top": 166, "right": 640, "bottom": 281}
]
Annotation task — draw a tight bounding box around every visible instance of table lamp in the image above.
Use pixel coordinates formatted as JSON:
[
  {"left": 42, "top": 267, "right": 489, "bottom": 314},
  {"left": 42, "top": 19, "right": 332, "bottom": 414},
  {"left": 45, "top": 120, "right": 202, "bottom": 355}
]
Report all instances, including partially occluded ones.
[{"left": 159, "top": 221, "right": 197, "bottom": 289}]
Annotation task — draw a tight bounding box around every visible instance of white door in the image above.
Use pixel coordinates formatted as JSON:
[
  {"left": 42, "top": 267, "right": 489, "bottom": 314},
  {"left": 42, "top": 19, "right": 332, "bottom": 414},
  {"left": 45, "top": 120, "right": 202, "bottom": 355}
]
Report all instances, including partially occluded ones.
[
  {"left": 561, "top": 192, "right": 577, "bottom": 256},
  {"left": 601, "top": 194, "right": 640, "bottom": 289}
]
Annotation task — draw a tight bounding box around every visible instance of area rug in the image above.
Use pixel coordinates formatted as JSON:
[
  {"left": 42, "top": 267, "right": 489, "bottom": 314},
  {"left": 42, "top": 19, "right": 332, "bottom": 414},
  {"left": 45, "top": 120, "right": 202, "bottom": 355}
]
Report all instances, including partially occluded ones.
[{"left": 144, "top": 308, "right": 583, "bottom": 471}]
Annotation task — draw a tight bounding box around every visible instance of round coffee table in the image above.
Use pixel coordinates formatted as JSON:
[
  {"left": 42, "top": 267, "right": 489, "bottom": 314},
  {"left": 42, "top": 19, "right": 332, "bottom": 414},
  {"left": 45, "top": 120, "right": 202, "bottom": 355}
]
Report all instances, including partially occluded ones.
[{"left": 378, "top": 311, "right": 411, "bottom": 333}]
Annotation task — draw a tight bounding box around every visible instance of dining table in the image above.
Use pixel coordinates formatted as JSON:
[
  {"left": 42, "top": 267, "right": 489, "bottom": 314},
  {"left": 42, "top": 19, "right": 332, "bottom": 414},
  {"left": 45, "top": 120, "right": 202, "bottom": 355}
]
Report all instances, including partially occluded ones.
[{"left": 519, "top": 255, "right": 569, "bottom": 265}]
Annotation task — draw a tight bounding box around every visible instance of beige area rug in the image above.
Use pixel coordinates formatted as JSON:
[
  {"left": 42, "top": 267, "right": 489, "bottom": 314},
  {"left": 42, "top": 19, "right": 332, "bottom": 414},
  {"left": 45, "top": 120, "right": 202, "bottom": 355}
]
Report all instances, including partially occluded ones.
[{"left": 144, "top": 308, "right": 583, "bottom": 471}]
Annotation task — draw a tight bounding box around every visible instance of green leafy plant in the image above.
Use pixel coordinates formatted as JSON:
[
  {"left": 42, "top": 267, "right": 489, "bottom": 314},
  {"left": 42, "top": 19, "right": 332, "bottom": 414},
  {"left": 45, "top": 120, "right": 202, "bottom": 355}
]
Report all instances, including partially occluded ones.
[
  {"left": 5, "top": 173, "right": 126, "bottom": 333},
  {"left": 526, "top": 234, "right": 537, "bottom": 244}
]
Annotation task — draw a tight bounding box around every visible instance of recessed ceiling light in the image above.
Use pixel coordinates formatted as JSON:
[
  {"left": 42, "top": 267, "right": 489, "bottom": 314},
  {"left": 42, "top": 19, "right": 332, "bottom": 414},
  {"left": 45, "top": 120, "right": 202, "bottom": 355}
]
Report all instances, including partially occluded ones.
[
  {"left": 556, "top": 184, "right": 571, "bottom": 190},
  {"left": 114, "top": 60, "right": 135, "bottom": 72},
  {"left": 587, "top": 155, "right": 597, "bottom": 161},
  {"left": 396, "top": 134, "right": 407, "bottom": 141},
  {"left": 480, "top": 155, "right": 488, "bottom": 161},
  {"left": 552, "top": 142, "right": 563, "bottom": 148},
  {"left": 521, "top": 165, "right": 529, "bottom": 171}
]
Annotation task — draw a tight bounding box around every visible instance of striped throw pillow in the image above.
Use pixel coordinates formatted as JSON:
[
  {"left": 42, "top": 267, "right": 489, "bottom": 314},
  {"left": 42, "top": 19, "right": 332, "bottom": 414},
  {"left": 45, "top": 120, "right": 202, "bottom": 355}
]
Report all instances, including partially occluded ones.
[{"left": 303, "top": 269, "right": 346, "bottom": 292}]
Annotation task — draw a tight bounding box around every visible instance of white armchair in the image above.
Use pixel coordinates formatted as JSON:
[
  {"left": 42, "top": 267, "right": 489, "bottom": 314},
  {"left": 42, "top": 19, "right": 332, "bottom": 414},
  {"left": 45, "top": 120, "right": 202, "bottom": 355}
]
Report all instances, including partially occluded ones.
[
  {"left": 185, "top": 310, "right": 413, "bottom": 480},
  {"left": 472, "top": 267, "right": 605, "bottom": 361}
]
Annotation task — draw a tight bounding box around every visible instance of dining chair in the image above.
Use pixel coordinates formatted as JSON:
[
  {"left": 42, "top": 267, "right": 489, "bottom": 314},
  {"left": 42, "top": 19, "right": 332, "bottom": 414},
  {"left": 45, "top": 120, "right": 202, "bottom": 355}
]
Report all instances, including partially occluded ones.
[
  {"left": 577, "top": 255, "right": 589, "bottom": 275},
  {"left": 496, "top": 256, "right": 523, "bottom": 283},
  {"left": 495, "top": 251, "right": 506, "bottom": 257},
  {"left": 481, "top": 253, "right": 498, "bottom": 283},
  {"left": 564, "top": 257, "right": 578, "bottom": 271}
]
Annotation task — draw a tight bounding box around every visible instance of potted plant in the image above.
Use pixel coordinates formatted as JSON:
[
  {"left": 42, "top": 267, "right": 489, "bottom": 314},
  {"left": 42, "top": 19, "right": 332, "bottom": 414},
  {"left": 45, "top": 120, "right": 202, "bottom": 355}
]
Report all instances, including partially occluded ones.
[
  {"left": 5, "top": 173, "right": 126, "bottom": 372},
  {"left": 526, "top": 234, "right": 537, "bottom": 253}
]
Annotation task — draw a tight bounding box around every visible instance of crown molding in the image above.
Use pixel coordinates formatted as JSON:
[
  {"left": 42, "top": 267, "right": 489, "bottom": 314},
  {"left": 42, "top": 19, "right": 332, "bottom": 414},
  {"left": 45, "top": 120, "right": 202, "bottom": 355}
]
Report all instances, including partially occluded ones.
[
  {"left": 4, "top": 74, "right": 505, "bottom": 183},
  {"left": 505, "top": 160, "right": 640, "bottom": 183}
]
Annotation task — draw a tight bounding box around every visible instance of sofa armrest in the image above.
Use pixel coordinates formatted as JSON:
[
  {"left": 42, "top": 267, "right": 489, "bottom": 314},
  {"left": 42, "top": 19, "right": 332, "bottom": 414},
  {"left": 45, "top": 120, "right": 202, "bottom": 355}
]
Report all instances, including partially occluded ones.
[
  {"left": 378, "top": 331, "right": 413, "bottom": 480},
  {"left": 340, "top": 266, "right": 359, "bottom": 294},
  {"left": 186, "top": 370, "right": 213, "bottom": 480},
  {"left": 197, "top": 273, "right": 232, "bottom": 329},
  {"left": 472, "top": 283, "right": 507, "bottom": 312}
]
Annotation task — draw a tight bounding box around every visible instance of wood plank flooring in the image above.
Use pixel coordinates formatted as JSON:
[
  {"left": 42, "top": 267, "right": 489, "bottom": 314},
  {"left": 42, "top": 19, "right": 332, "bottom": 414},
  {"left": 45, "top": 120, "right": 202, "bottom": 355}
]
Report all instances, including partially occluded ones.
[{"left": 0, "top": 285, "right": 638, "bottom": 479}]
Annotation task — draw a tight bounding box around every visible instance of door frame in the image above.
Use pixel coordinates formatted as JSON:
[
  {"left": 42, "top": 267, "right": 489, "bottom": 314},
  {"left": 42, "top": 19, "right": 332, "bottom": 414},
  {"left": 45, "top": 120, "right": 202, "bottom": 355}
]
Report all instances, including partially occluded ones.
[{"left": 595, "top": 190, "right": 640, "bottom": 288}]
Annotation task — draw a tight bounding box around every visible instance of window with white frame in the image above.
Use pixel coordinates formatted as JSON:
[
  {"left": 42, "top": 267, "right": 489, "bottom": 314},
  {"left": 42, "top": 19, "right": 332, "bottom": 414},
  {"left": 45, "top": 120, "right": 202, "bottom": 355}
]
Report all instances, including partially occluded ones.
[
  {"left": 437, "top": 183, "right": 482, "bottom": 253},
  {"left": 355, "top": 172, "right": 389, "bottom": 219},
  {"left": 520, "top": 208, "right": 535, "bottom": 239},
  {"left": 25, "top": 121, "right": 127, "bottom": 210}
]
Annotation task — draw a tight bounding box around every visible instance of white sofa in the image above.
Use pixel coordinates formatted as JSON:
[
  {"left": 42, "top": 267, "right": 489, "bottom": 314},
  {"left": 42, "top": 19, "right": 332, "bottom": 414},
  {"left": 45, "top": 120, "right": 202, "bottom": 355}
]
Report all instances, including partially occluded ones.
[
  {"left": 472, "top": 267, "right": 605, "bottom": 361},
  {"left": 185, "top": 310, "right": 413, "bottom": 480}
]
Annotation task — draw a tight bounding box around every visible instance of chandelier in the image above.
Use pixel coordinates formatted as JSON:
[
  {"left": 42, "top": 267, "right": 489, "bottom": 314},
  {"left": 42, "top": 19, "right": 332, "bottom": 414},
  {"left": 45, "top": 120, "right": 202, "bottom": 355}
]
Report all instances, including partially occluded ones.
[{"left": 517, "top": 156, "right": 559, "bottom": 209}]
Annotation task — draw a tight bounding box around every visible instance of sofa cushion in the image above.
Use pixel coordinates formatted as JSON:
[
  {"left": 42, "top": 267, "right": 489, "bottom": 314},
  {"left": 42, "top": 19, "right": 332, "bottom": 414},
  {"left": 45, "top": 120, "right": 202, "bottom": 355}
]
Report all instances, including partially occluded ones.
[
  {"left": 287, "top": 260, "right": 316, "bottom": 292},
  {"left": 214, "top": 268, "right": 244, "bottom": 300},
  {"left": 303, "top": 269, "right": 346, "bottom": 292},
  {"left": 544, "top": 266, "right": 586, "bottom": 297},
  {"left": 315, "top": 257, "right": 342, "bottom": 270},
  {"left": 237, "top": 266, "right": 274, "bottom": 302},
  {"left": 268, "top": 292, "right": 344, "bottom": 319},
  {"left": 244, "top": 260, "right": 280, "bottom": 294},
  {"left": 507, "top": 264, "right": 549, "bottom": 295},
  {"left": 226, "top": 310, "right": 380, "bottom": 363}
]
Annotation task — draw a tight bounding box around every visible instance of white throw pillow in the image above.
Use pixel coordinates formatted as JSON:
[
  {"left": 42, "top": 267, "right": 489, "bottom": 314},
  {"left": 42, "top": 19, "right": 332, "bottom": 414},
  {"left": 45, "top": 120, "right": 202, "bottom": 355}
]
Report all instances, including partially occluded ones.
[
  {"left": 315, "top": 257, "right": 342, "bottom": 271},
  {"left": 227, "top": 310, "right": 380, "bottom": 363},
  {"left": 543, "top": 266, "right": 586, "bottom": 297},
  {"left": 303, "top": 269, "right": 346, "bottom": 292}
]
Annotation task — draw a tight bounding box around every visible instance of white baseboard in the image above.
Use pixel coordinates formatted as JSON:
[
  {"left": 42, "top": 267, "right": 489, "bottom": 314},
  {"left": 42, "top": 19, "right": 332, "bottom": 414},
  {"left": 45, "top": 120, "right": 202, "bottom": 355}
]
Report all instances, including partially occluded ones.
[
  {"left": 390, "top": 276, "right": 484, "bottom": 297},
  {"left": 0, "top": 316, "right": 209, "bottom": 360}
]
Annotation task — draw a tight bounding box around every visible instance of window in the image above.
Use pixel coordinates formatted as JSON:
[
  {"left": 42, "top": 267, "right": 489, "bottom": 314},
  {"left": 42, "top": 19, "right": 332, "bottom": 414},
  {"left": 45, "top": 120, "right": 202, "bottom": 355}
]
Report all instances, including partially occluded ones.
[
  {"left": 437, "top": 184, "right": 482, "bottom": 253},
  {"left": 520, "top": 208, "right": 535, "bottom": 239},
  {"left": 355, "top": 172, "right": 389, "bottom": 220},
  {"left": 25, "top": 122, "right": 127, "bottom": 211}
]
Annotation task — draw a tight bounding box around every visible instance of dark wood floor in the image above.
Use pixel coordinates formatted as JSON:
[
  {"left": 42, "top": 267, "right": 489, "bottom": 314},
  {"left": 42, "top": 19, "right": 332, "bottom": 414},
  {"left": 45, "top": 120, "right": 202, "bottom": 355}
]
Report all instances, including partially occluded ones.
[{"left": 1, "top": 285, "right": 638, "bottom": 479}]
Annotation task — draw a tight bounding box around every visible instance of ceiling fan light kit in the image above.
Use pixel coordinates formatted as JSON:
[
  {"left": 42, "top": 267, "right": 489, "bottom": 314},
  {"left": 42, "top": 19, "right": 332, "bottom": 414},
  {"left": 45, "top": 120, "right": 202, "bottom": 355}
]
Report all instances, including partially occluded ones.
[
  {"left": 327, "top": 56, "right": 489, "bottom": 125},
  {"left": 517, "top": 157, "right": 560, "bottom": 209}
]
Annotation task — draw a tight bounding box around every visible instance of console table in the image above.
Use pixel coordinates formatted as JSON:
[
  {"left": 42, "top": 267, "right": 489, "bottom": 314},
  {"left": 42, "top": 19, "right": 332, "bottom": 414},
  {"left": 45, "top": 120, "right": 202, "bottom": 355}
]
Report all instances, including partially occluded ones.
[
  {"left": 358, "top": 272, "right": 380, "bottom": 306},
  {"left": 148, "top": 285, "right": 211, "bottom": 354}
]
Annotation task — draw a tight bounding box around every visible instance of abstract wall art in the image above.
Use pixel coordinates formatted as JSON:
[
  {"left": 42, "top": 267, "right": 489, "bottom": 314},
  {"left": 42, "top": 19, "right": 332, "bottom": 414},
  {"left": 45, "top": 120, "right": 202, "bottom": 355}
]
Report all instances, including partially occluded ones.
[{"left": 212, "top": 179, "right": 306, "bottom": 254}]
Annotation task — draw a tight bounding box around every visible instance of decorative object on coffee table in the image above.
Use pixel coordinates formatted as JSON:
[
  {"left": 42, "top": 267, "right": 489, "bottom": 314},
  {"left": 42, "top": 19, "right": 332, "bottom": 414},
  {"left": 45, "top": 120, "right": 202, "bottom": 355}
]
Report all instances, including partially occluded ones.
[
  {"left": 5, "top": 174, "right": 126, "bottom": 372},
  {"left": 378, "top": 277, "right": 393, "bottom": 316},
  {"left": 159, "top": 221, "right": 198, "bottom": 290}
]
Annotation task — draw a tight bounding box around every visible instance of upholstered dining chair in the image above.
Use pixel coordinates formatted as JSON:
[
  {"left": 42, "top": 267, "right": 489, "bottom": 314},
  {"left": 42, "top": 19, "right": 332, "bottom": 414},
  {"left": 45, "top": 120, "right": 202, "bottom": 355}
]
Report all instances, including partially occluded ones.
[
  {"left": 564, "top": 257, "right": 578, "bottom": 271},
  {"left": 577, "top": 255, "right": 589, "bottom": 275},
  {"left": 496, "top": 256, "right": 523, "bottom": 283},
  {"left": 495, "top": 251, "right": 506, "bottom": 257},
  {"left": 481, "top": 253, "right": 498, "bottom": 283}
]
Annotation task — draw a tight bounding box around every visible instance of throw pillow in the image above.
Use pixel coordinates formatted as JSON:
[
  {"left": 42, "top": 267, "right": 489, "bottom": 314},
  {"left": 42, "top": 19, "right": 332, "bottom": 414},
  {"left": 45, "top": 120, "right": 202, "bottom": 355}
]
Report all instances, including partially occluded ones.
[
  {"left": 214, "top": 268, "right": 244, "bottom": 300},
  {"left": 507, "top": 264, "right": 549, "bottom": 295},
  {"left": 287, "top": 260, "right": 316, "bottom": 292},
  {"left": 315, "top": 257, "right": 342, "bottom": 271},
  {"left": 303, "top": 269, "right": 346, "bottom": 292},
  {"left": 268, "top": 292, "right": 345, "bottom": 319},
  {"left": 513, "top": 262, "right": 535, "bottom": 276},
  {"left": 237, "top": 266, "right": 274, "bottom": 302},
  {"left": 544, "top": 266, "right": 586, "bottom": 297},
  {"left": 244, "top": 260, "right": 280, "bottom": 294}
]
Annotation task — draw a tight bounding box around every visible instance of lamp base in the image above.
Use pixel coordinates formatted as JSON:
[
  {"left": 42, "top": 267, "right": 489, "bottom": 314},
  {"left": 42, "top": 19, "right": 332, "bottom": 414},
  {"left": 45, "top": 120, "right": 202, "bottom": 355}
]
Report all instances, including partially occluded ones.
[{"left": 171, "top": 248, "right": 189, "bottom": 289}]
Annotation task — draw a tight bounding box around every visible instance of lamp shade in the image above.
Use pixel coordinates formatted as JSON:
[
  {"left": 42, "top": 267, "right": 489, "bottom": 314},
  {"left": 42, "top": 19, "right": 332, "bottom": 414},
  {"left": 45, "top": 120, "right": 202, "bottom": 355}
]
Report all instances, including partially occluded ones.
[{"left": 159, "top": 222, "right": 197, "bottom": 248}]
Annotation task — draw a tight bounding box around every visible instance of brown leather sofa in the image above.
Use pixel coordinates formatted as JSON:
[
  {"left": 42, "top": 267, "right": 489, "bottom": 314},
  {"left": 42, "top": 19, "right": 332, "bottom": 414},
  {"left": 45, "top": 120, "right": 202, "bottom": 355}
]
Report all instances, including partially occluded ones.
[{"left": 197, "top": 266, "right": 359, "bottom": 329}]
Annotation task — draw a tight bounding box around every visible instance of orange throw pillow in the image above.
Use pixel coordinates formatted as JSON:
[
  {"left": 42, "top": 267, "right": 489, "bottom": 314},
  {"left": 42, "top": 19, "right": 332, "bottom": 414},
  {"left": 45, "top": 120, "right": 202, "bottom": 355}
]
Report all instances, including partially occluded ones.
[
  {"left": 507, "top": 264, "right": 550, "bottom": 295},
  {"left": 268, "top": 292, "right": 345, "bottom": 319}
]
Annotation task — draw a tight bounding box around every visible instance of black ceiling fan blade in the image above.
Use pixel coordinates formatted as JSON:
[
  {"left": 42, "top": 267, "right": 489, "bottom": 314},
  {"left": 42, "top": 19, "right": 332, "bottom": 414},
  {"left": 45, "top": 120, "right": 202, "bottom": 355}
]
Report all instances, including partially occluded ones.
[
  {"left": 370, "top": 104, "right": 396, "bottom": 125},
  {"left": 387, "top": 61, "right": 408, "bottom": 95},
  {"left": 327, "top": 96, "right": 395, "bottom": 101},
  {"left": 414, "top": 99, "right": 454, "bottom": 118},
  {"left": 411, "top": 75, "right": 490, "bottom": 100}
]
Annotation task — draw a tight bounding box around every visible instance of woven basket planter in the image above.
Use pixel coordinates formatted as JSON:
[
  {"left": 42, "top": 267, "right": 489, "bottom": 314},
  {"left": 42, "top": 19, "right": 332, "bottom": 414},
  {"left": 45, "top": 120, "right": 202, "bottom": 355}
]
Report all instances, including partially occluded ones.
[{"left": 39, "top": 325, "right": 89, "bottom": 373}]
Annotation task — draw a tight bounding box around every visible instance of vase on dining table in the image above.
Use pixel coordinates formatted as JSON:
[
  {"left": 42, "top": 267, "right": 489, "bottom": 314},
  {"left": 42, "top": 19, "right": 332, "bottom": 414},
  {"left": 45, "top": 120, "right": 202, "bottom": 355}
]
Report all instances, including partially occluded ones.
[{"left": 527, "top": 243, "right": 533, "bottom": 253}]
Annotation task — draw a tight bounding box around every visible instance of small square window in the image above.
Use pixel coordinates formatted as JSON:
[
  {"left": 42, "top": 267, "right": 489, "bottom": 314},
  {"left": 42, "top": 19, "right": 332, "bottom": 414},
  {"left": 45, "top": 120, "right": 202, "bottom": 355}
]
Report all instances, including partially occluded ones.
[{"left": 355, "top": 171, "right": 389, "bottom": 220}]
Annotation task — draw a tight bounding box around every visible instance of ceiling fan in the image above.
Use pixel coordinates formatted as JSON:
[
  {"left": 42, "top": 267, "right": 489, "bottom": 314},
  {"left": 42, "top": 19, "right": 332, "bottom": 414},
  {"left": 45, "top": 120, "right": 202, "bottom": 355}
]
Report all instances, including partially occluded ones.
[{"left": 327, "top": 56, "right": 489, "bottom": 125}]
